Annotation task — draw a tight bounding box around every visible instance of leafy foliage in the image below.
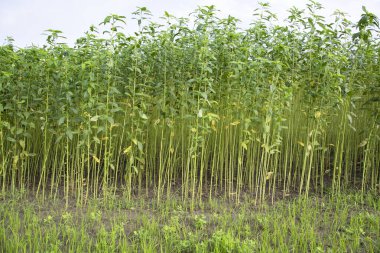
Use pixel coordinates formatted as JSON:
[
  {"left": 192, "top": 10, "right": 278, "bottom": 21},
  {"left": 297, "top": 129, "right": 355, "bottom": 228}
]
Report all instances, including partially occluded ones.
[{"left": 0, "top": 2, "right": 379, "bottom": 207}]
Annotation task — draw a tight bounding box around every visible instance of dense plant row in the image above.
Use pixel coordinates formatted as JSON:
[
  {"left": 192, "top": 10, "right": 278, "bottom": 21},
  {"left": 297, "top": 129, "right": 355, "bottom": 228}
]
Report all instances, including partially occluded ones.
[{"left": 0, "top": 2, "right": 379, "bottom": 206}]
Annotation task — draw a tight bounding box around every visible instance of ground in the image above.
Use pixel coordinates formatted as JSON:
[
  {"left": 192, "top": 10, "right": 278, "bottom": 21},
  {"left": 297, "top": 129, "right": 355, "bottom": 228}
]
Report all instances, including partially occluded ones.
[{"left": 1, "top": 190, "right": 379, "bottom": 252}]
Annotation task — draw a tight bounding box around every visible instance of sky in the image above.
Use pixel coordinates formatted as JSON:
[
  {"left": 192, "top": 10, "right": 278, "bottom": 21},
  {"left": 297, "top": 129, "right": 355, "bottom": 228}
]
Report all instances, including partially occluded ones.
[{"left": 1, "top": 0, "right": 379, "bottom": 48}]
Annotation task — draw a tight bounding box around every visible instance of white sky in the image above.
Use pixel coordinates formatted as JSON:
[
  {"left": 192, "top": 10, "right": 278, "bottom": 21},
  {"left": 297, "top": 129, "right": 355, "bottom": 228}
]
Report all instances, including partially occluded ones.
[{"left": 1, "top": 0, "right": 379, "bottom": 48}]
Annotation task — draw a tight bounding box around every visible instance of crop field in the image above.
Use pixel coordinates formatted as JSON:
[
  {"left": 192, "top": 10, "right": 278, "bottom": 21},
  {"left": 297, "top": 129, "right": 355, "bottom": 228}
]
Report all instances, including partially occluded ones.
[{"left": 0, "top": 2, "right": 379, "bottom": 252}]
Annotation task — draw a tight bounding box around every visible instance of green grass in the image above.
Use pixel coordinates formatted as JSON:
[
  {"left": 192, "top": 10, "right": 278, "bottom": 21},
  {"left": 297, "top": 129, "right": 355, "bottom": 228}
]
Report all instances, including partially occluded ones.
[{"left": 1, "top": 190, "right": 379, "bottom": 252}]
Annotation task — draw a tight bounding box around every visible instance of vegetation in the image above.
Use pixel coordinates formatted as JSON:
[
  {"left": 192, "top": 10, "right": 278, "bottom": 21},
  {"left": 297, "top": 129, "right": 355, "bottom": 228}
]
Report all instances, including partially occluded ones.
[
  {"left": 0, "top": 1, "right": 379, "bottom": 251},
  {"left": 1, "top": 191, "right": 379, "bottom": 252}
]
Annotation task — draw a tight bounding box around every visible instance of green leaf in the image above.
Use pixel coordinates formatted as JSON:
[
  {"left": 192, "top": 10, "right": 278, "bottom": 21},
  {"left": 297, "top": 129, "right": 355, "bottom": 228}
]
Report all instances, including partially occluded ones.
[
  {"left": 7, "top": 137, "right": 16, "bottom": 143},
  {"left": 139, "top": 112, "right": 148, "bottom": 120},
  {"left": 137, "top": 141, "right": 143, "bottom": 152},
  {"left": 107, "top": 117, "right": 114, "bottom": 125},
  {"left": 90, "top": 115, "right": 99, "bottom": 122},
  {"left": 347, "top": 114, "right": 352, "bottom": 124},
  {"left": 93, "top": 137, "right": 100, "bottom": 144},
  {"left": 358, "top": 140, "right": 367, "bottom": 147},
  {"left": 241, "top": 141, "right": 248, "bottom": 150},
  {"left": 197, "top": 109, "right": 203, "bottom": 118},
  {"left": 19, "top": 140, "right": 25, "bottom": 149},
  {"left": 66, "top": 130, "right": 73, "bottom": 140},
  {"left": 16, "top": 128, "right": 23, "bottom": 135},
  {"left": 123, "top": 145, "right": 132, "bottom": 154},
  {"left": 58, "top": 117, "right": 65, "bottom": 126}
]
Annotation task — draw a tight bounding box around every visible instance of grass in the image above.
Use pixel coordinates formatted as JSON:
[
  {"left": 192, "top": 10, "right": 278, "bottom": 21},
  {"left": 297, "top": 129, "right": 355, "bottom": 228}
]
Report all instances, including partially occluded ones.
[{"left": 1, "top": 190, "right": 379, "bottom": 252}]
